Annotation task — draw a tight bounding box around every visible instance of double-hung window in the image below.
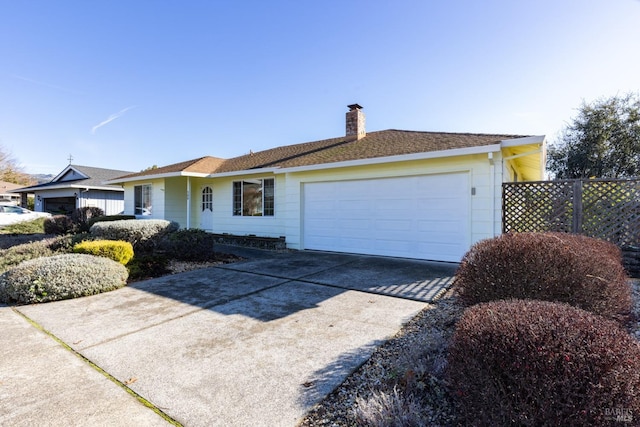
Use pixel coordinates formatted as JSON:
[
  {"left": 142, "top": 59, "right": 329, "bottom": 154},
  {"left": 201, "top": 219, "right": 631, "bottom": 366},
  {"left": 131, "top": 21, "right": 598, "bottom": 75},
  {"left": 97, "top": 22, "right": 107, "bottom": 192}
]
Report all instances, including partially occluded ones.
[
  {"left": 233, "top": 178, "right": 274, "bottom": 216},
  {"left": 134, "top": 184, "right": 152, "bottom": 215}
]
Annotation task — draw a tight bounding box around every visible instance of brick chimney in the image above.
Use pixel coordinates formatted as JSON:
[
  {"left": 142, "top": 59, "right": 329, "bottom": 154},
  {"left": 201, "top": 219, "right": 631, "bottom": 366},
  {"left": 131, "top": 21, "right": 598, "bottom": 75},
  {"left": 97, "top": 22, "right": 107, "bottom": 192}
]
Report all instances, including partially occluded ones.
[{"left": 346, "top": 104, "right": 365, "bottom": 139}]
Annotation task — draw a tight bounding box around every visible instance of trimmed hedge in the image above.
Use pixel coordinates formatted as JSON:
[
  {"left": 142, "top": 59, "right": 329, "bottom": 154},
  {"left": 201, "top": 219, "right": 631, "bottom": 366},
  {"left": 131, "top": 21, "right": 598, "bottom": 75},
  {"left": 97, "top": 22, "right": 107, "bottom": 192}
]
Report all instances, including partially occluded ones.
[
  {"left": 0, "top": 253, "right": 128, "bottom": 304},
  {"left": 71, "top": 207, "right": 104, "bottom": 232},
  {"left": 43, "top": 207, "right": 106, "bottom": 235},
  {"left": 0, "top": 235, "right": 75, "bottom": 275},
  {"left": 73, "top": 240, "right": 134, "bottom": 265},
  {"left": 90, "top": 219, "right": 179, "bottom": 253},
  {"left": 448, "top": 299, "right": 640, "bottom": 426},
  {"left": 453, "top": 232, "right": 632, "bottom": 320},
  {"left": 44, "top": 215, "right": 74, "bottom": 235},
  {"left": 86, "top": 214, "right": 136, "bottom": 229},
  {"left": 126, "top": 254, "right": 170, "bottom": 281},
  {"left": 157, "top": 228, "right": 216, "bottom": 261}
]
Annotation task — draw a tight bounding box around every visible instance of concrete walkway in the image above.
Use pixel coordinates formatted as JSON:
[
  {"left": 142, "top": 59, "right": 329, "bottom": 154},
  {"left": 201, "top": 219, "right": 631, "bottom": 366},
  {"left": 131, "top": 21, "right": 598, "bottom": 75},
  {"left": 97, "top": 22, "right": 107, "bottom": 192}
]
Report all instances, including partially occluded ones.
[{"left": 1, "top": 248, "right": 456, "bottom": 427}]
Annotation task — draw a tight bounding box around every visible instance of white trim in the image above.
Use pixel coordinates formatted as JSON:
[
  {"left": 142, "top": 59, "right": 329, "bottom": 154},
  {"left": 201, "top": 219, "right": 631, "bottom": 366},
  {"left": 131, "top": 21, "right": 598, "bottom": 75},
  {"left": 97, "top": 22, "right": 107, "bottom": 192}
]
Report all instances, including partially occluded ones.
[
  {"left": 105, "top": 171, "right": 210, "bottom": 184},
  {"left": 105, "top": 168, "right": 281, "bottom": 184},
  {"left": 205, "top": 168, "right": 281, "bottom": 179},
  {"left": 186, "top": 176, "right": 191, "bottom": 229},
  {"left": 51, "top": 165, "right": 89, "bottom": 182},
  {"left": 24, "top": 184, "right": 124, "bottom": 192},
  {"left": 500, "top": 135, "right": 545, "bottom": 148}
]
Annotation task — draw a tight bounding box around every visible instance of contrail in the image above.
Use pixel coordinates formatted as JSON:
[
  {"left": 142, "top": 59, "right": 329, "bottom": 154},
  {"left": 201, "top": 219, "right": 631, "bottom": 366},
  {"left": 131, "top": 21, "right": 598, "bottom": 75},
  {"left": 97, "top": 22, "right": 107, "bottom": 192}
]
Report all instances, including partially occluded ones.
[
  {"left": 10, "top": 74, "right": 80, "bottom": 94},
  {"left": 91, "top": 106, "right": 136, "bottom": 134}
]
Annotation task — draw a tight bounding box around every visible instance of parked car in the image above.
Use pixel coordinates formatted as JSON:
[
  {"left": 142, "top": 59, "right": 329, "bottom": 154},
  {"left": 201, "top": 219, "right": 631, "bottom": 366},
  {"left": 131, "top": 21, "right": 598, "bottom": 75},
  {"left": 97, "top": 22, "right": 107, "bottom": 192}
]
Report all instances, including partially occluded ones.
[{"left": 0, "top": 205, "right": 52, "bottom": 226}]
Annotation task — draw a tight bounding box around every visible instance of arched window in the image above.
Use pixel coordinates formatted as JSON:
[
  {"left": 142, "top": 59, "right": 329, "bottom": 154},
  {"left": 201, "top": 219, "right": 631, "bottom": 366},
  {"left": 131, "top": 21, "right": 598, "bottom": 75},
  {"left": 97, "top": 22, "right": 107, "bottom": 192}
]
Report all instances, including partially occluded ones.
[{"left": 202, "top": 186, "right": 213, "bottom": 211}]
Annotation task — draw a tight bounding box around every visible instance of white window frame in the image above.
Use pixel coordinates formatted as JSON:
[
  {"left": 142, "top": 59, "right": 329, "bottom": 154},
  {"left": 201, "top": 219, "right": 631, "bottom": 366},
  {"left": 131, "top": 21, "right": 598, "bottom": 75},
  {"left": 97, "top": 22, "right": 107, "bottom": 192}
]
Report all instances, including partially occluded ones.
[
  {"left": 202, "top": 186, "right": 213, "bottom": 211},
  {"left": 232, "top": 178, "right": 274, "bottom": 216},
  {"left": 134, "top": 184, "right": 152, "bottom": 216}
]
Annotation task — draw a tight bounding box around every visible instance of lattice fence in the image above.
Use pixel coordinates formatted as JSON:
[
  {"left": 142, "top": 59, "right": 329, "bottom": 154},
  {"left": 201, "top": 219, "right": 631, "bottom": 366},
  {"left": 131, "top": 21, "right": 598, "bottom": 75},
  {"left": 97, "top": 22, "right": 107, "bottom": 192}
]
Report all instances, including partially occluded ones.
[{"left": 503, "top": 178, "right": 640, "bottom": 248}]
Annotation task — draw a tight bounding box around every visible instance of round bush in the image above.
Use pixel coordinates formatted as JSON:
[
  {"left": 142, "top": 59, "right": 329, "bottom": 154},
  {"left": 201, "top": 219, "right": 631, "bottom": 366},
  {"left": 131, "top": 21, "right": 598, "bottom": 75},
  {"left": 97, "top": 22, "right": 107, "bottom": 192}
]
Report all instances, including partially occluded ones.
[
  {"left": 90, "top": 219, "right": 179, "bottom": 253},
  {"left": 86, "top": 214, "right": 136, "bottom": 229},
  {"left": 453, "top": 232, "right": 632, "bottom": 320},
  {"left": 71, "top": 207, "right": 105, "bottom": 232},
  {"left": 73, "top": 240, "right": 134, "bottom": 265},
  {"left": 448, "top": 299, "right": 640, "bottom": 426},
  {"left": 0, "top": 253, "right": 128, "bottom": 304},
  {"left": 44, "top": 215, "right": 74, "bottom": 235}
]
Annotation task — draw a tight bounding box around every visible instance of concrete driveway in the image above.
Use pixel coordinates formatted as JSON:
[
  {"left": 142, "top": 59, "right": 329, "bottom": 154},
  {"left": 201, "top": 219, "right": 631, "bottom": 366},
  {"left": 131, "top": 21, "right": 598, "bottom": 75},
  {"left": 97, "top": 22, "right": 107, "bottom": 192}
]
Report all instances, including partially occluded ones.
[{"left": 1, "top": 247, "right": 457, "bottom": 427}]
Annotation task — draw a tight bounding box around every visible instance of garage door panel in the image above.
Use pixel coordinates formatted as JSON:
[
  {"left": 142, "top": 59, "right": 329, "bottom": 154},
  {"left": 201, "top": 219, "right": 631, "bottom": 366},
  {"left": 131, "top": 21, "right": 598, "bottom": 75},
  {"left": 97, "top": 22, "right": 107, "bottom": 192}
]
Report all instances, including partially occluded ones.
[
  {"left": 373, "top": 240, "right": 412, "bottom": 253},
  {"left": 417, "top": 220, "right": 463, "bottom": 233},
  {"left": 375, "top": 219, "right": 412, "bottom": 232},
  {"left": 303, "top": 174, "right": 469, "bottom": 262},
  {"left": 339, "top": 221, "right": 372, "bottom": 232},
  {"left": 376, "top": 204, "right": 415, "bottom": 213}
]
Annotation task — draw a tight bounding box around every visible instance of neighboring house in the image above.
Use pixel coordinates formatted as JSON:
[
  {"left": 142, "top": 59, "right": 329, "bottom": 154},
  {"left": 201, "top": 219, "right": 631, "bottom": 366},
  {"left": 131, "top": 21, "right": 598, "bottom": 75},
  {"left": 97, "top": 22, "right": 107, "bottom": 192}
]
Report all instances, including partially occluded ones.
[
  {"left": 13, "top": 165, "right": 133, "bottom": 215},
  {"left": 106, "top": 105, "right": 546, "bottom": 262},
  {"left": 0, "top": 181, "right": 22, "bottom": 205}
]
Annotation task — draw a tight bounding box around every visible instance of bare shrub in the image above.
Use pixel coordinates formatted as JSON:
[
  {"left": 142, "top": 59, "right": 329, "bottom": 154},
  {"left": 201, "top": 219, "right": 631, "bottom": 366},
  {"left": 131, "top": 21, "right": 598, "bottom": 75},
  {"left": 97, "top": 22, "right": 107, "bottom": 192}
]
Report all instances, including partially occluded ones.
[
  {"left": 448, "top": 299, "right": 640, "bottom": 426},
  {"left": 354, "top": 387, "right": 428, "bottom": 427},
  {"left": 453, "top": 232, "right": 631, "bottom": 320}
]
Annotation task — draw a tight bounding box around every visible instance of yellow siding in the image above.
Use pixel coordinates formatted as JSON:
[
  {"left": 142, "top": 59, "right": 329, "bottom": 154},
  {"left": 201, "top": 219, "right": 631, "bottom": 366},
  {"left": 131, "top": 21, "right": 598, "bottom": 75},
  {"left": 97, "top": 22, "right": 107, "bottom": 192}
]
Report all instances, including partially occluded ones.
[
  {"left": 123, "top": 178, "right": 165, "bottom": 219},
  {"left": 281, "top": 153, "right": 501, "bottom": 251},
  {"left": 121, "top": 149, "right": 519, "bottom": 260}
]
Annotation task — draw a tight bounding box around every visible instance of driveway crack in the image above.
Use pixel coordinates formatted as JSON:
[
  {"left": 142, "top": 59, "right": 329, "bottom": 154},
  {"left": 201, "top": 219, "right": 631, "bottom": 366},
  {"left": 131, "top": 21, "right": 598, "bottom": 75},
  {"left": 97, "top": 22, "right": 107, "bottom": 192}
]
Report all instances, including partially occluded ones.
[{"left": 11, "top": 307, "right": 183, "bottom": 427}]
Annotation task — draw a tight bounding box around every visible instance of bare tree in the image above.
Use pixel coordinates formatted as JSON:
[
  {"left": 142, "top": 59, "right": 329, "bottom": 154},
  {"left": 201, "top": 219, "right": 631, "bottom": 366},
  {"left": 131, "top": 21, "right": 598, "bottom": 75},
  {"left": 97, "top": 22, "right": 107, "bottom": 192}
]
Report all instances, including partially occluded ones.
[{"left": 0, "top": 145, "right": 35, "bottom": 186}]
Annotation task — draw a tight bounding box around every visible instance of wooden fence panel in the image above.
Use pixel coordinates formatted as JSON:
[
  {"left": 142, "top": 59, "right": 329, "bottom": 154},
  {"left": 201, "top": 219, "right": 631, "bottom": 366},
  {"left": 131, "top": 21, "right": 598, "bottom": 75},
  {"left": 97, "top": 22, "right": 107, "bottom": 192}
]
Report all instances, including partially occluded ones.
[{"left": 502, "top": 178, "right": 640, "bottom": 248}]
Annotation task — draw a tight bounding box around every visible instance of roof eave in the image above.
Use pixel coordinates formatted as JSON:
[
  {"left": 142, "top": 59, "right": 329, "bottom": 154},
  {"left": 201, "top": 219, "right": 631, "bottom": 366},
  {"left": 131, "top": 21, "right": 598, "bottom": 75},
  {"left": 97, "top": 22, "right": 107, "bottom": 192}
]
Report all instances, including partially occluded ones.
[
  {"left": 51, "top": 165, "right": 89, "bottom": 182},
  {"left": 105, "top": 171, "right": 212, "bottom": 185},
  {"left": 500, "top": 135, "right": 546, "bottom": 148},
  {"left": 501, "top": 135, "right": 547, "bottom": 181},
  {"left": 273, "top": 144, "right": 504, "bottom": 174},
  {"left": 10, "top": 183, "right": 125, "bottom": 192},
  {"left": 207, "top": 168, "right": 281, "bottom": 178}
]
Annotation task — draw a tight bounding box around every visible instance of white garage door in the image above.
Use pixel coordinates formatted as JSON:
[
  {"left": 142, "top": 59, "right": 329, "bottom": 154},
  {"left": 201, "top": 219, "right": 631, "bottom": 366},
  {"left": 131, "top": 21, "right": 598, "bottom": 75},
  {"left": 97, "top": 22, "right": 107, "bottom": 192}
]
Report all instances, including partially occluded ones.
[{"left": 303, "top": 173, "right": 470, "bottom": 262}]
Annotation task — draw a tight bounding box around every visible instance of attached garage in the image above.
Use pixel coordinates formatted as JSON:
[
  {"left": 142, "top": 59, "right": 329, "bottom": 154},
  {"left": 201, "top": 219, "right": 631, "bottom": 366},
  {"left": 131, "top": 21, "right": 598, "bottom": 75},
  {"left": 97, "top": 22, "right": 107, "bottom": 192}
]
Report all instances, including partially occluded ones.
[
  {"left": 302, "top": 173, "right": 470, "bottom": 262},
  {"left": 105, "top": 106, "right": 546, "bottom": 264}
]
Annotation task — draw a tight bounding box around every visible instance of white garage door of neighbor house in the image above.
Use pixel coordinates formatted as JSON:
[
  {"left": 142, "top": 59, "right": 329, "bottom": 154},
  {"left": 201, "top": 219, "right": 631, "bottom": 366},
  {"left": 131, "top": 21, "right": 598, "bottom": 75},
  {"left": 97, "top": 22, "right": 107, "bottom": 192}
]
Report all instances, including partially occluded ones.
[{"left": 303, "top": 173, "right": 470, "bottom": 262}]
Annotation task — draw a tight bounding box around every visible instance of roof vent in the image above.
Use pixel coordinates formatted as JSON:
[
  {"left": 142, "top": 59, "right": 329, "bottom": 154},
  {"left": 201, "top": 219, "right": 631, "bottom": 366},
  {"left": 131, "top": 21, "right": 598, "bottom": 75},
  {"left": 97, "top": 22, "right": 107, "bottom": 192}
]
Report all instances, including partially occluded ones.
[{"left": 346, "top": 104, "right": 365, "bottom": 139}]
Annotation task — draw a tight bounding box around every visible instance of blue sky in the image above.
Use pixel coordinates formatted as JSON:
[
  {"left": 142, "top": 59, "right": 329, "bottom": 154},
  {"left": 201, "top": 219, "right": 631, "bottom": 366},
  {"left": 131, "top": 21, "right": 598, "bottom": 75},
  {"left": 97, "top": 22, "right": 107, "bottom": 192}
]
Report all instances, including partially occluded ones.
[{"left": 1, "top": 0, "right": 639, "bottom": 175}]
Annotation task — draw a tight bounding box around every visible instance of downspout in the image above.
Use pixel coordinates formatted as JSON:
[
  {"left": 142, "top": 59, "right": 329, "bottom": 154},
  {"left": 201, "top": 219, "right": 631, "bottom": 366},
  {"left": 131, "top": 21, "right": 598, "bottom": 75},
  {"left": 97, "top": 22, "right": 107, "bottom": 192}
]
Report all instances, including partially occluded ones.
[
  {"left": 186, "top": 177, "right": 191, "bottom": 229},
  {"left": 488, "top": 152, "right": 496, "bottom": 237}
]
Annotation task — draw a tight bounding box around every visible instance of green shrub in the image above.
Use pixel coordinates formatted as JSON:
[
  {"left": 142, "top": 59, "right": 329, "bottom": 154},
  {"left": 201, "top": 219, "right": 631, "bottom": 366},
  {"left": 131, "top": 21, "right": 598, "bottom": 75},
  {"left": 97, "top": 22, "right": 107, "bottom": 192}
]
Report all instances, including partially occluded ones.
[
  {"left": 44, "top": 215, "right": 75, "bottom": 235},
  {"left": 0, "top": 236, "right": 74, "bottom": 274},
  {"left": 90, "top": 219, "right": 179, "bottom": 253},
  {"left": 0, "top": 217, "right": 48, "bottom": 234},
  {"left": 448, "top": 299, "right": 640, "bottom": 426},
  {"left": 73, "top": 240, "right": 134, "bottom": 265},
  {"left": 70, "top": 207, "right": 105, "bottom": 233},
  {"left": 42, "top": 233, "right": 92, "bottom": 253},
  {"left": 453, "top": 232, "right": 631, "bottom": 320},
  {"left": 0, "top": 253, "right": 128, "bottom": 304},
  {"left": 86, "top": 214, "right": 136, "bottom": 229},
  {"left": 126, "top": 254, "right": 170, "bottom": 281},
  {"left": 158, "top": 228, "right": 216, "bottom": 261}
]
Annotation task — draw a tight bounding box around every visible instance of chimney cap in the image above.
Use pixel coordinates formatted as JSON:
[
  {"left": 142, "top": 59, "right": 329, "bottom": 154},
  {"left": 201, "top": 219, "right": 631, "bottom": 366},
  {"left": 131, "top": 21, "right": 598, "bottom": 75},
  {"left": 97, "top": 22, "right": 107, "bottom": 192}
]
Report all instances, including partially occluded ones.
[{"left": 347, "top": 103, "right": 363, "bottom": 111}]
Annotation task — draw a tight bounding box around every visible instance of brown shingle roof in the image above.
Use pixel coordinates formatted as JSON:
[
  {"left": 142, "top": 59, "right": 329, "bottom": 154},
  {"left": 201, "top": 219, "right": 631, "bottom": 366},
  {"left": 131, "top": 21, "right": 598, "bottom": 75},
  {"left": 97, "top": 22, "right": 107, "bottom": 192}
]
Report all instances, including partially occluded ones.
[
  {"left": 114, "top": 130, "right": 526, "bottom": 179},
  {"left": 115, "top": 156, "right": 226, "bottom": 180},
  {"left": 234, "top": 130, "right": 524, "bottom": 170}
]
